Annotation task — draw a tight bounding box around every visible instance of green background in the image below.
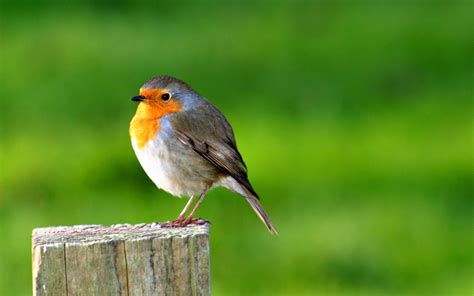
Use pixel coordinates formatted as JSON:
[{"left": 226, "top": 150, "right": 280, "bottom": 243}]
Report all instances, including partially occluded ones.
[{"left": 1, "top": 1, "right": 473, "bottom": 295}]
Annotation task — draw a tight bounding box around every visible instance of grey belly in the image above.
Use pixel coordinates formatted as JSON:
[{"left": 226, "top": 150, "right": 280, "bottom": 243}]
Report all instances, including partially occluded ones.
[{"left": 134, "top": 135, "right": 219, "bottom": 197}]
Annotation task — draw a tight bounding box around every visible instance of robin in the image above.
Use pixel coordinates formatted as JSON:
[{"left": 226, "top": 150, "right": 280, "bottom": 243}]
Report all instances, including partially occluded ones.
[{"left": 129, "top": 76, "right": 277, "bottom": 234}]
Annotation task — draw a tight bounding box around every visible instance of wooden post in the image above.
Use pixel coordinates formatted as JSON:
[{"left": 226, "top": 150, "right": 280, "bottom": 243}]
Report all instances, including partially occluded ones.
[{"left": 32, "top": 223, "right": 210, "bottom": 296}]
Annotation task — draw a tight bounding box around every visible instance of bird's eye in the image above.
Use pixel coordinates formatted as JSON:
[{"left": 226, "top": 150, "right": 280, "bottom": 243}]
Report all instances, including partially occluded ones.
[{"left": 161, "top": 93, "right": 171, "bottom": 101}]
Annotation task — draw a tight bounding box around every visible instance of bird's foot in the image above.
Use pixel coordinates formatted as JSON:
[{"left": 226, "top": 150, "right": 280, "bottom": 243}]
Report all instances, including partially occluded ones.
[
  {"left": 160, "top": 218, "right": 185, "bottom": 228},
  {"left": 160, "top": 217, "right": 208, "bottom": 228},
  {"left": 183, "top": 217, "right": 209, "bottom": 226}
]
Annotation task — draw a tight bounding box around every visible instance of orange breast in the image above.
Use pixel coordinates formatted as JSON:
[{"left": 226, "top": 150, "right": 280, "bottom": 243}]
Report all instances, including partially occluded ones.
[
  {"left": 130, "top": 116, "right": 160, "bottom": 149},
  {"left": 130, "top": 89, "right": 182, "bottom": 149}
]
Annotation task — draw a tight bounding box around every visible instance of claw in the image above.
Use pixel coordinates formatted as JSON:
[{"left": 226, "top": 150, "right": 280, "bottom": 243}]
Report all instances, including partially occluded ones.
[
  {"left": 160, "top": 217, "right": 208, "bottom": 228},
  {"left": 160, "top": 218, "right": 184, "bottom": 228},
  {"left": 183, "top": 217, "right": 208, "bottom": 226}
]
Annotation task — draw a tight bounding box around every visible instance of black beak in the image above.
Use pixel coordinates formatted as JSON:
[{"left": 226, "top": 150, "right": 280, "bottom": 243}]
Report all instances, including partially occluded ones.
[{"left": 131, "top": 95, "right": 145, "bottom": 102}]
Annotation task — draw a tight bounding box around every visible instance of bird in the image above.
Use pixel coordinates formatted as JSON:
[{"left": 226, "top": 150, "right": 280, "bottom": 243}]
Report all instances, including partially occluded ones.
[{"left": 129, "top": 75, "right": 277, "bottom": 234}]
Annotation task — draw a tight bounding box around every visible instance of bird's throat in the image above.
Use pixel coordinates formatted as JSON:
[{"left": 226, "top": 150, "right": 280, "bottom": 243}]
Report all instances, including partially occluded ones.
[
  {"left": 129, "top": 103, "right": 163, "bottom": 149},
  {"left": 129, "top": 102, "right": 181, "bottom": 149}
]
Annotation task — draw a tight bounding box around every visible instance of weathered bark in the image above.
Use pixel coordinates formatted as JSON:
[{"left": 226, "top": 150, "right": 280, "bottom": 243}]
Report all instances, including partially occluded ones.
[{"left": 32, "top": 223, "right": 210, "bottom": 296}]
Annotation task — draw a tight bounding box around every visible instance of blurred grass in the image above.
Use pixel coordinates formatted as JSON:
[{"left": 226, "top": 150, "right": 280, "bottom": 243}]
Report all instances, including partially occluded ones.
[{"left": 1, "top": 1, "right": 473, "bottom": 295}]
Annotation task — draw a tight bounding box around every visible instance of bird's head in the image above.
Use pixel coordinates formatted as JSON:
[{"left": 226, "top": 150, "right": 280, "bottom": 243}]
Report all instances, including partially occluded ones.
[{"left": 131, "top": 76, "right": 199, "bottom": 117}]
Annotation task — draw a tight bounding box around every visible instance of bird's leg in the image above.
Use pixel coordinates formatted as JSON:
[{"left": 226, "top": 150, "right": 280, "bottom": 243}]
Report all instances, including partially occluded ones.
[
  {"left": 161, "top": 195, "right": 196, "bottom": 227},
  {"left": 177, "top": 195, "right": 197, "bottom": 221},
  {"left": 182, "top": 188, "right": 210, "bottom": 226}
]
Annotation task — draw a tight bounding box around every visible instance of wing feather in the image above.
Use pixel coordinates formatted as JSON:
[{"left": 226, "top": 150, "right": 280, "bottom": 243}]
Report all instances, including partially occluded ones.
[{"left": 170, "top": 102, "right": 258, "bottom": 198}]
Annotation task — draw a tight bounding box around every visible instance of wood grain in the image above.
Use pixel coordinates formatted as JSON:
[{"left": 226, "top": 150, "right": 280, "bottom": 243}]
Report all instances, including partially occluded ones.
[{"left": 32, "top": 223, "right": 210, "bottom": 296}]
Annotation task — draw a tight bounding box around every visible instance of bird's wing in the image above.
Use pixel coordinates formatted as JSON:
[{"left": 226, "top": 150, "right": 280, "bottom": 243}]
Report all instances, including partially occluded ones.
[{"left": 170, "top": 102, "right": 258, "bottom": 198}]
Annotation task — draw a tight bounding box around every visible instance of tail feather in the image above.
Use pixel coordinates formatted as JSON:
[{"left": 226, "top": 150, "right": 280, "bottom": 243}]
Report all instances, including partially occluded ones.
[
  {"left": 246, "top": 195, "right": 278, "bottom": 235},
  {"left": 222, "top": 177, "right": 278, "bottom": 234}
]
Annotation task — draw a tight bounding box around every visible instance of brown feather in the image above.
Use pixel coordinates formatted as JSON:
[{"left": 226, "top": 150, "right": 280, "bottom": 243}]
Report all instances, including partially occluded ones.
[{"left": 170, "top": 100, "right": 278, "bottom": 233}]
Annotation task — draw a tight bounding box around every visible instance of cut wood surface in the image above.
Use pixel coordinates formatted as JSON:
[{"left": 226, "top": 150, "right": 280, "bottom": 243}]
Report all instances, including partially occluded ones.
[{"left": 32, "top": 223, "right": 210, "bottom": 296}]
